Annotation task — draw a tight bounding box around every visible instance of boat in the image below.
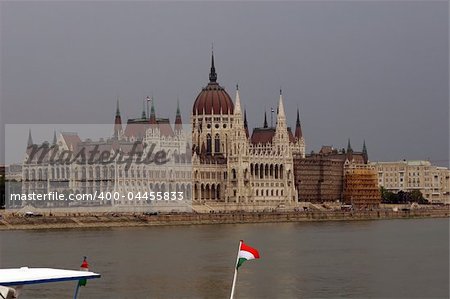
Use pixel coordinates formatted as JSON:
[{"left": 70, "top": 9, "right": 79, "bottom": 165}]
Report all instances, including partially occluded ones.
[{"left": 0, "top": 267, "right": 101, "bottom": 298}]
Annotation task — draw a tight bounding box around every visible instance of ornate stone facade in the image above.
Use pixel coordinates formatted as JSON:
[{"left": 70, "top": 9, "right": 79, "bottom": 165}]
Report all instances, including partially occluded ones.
[
  {"left": 191, "top": 53, "right": 305, "bottom": 207},
  {"left": 21, "top": 102, "right": 192, "bottom": 210},
  {"left": 19, "top": 52, "right": 306, "bottom": 211}
]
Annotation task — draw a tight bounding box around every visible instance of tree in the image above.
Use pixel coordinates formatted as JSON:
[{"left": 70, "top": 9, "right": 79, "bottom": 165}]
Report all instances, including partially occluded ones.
[
  {"left": 410, "top": 190, "right": 427, "bottom": 204},
  {"left": 381, "top": 187, "right": 400, "bottom": 204},
  {"left": 397, "top": 191, "right": 412, "bottom": 203},
  {"left": 380, "top": 187, "right": 429, "bottom": 205}
]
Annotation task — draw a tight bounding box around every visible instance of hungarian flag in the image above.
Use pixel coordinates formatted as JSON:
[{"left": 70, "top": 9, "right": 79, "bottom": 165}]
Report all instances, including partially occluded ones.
[
  {"left": 236, "top": 241, "right": 260, "bottom": 269},
  {"left": 78, "top": 257, "right": 89, "bottom": 287}
]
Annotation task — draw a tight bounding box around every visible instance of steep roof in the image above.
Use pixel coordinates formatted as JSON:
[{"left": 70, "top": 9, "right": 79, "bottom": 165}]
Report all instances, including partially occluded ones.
[
  {"left": 61, "top": 132, "right": 81, "bottom": 149},
  {"left": 123, "top": 118, "right": 176, "bottom": 139},
  {"left": 287, "top": 127, "right": 296, "bottom": 143},
  {"left": 250, "top": 127, "right": 275, "bottom": 144}
]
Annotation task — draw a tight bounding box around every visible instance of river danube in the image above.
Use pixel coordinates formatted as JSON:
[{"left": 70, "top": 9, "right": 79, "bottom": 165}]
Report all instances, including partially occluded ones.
[{"left": 0, "top": 218, "right": 448, "bottom": 298}]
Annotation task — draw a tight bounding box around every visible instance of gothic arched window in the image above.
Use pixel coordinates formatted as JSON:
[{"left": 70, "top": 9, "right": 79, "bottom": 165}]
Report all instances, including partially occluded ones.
[
  {"left": 214, "top": 134, "right": 220, "bottom": 154},
  {"left": 206, "top": 134, "right": 212, "bottom": 154}
]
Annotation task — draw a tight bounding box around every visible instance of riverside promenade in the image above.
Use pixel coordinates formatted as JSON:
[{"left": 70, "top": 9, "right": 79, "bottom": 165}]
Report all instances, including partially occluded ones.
[{"left": 0, "top": 206, "right": 448, "bottom": 230}]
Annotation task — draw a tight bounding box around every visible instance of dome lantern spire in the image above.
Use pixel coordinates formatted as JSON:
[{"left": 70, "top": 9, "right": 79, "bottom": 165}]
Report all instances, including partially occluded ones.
[
  {"left": 192, "top": 50, "right": 234, "bottom": 115},
  {"left": 209, "top": 48, "right": 217, "bottom": 83}
]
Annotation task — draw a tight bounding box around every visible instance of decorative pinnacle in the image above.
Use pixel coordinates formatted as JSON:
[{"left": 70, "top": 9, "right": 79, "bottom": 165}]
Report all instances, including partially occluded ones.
[
  {"left": 141, "top": 98, "right": 146, "bottom": 119},
  {"left": 53, "top": 130, "right": 57, "bottom": 145},
  {"left": 264, "top": 111, "right": 268, "bottom": 128},
  {"left": 116, "top": 97, "right": 120, "bottom": 117},
  {"left": 244, "top": 109, "right": 248, "bottom": 127},
  {"left": 176, "top": 97, "right": 180, "bottom": 115},
  {"left": 347, "top": 138, "right": 353, "bottom": 152},
  {"left": 27, "top": 129, "right": 33, "bottom": 147}
]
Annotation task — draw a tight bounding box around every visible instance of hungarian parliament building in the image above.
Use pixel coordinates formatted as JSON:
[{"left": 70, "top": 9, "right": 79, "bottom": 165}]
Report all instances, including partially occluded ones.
[{"left": 19, "top": 53, "right": 384, "bottom": 212}]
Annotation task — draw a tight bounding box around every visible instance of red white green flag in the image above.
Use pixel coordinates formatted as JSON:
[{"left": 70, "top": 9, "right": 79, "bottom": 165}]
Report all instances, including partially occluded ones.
[
  {"left": 78, "top": 257, "right": 89, "bottom": 286},
  {"left": 236, "top": 241, "right": 260, "bottom": 269}
]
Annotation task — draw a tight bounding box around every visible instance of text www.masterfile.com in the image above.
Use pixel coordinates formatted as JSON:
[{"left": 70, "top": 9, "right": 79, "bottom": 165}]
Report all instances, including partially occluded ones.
[{"left": 9, "top": 191, "right": 186, "bottom": 202}]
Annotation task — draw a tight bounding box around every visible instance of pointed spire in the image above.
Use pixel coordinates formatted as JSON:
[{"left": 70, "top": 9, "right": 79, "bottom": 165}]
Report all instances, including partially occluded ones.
[
  {"left": 274, "top": 88, "right": 288, "bottom": 142},
  {"left": 116, "top": 97, "right": 120, "bottom": 117},
  {"left": 277, "top": 89, "right": 285, "bottom": 119},
  {"left": 114, "top": 98, "right": 122, "bottom": 138},
  {"left": 53, "top": 130, "right": 57, "bottom": 145},
  {"left": 234, "top": 84, "right": 241, "bottom": 115},
  {"left": 149, "top": 97, "right": 157, "bottom": 125},
  {"left": 347, "top": 138, "right": 353, "bottom": 152},
  {"left": 27, "top": 129, "right": 33, "bottom": 147},
  {"left": 362, "top": 140, "right": 368, "bottom": 163},
  {"left": 272, "top": 86, "right": 289, "bottom": 145},
  {"left": 209, "top": 48, "right": 217, "bottom": 83},
  {"left": 141, "top": 98, "right": 147, "bottom": 119},
  {"left": 263, "top": 111, "right": 268, "bottom": 128},
  {"left": 346, "top": 138, "right": 354, "bottom": 161},
  {"left": 244, "top": 109, "right": 248, "bottom": 128},
  {"left": 244, "top": 109, "right": 249, "bottom": 138},
  {"left": 295, "top": 108, "right": 303, "bottom": 139},
  {"left": 175, "top": 98, "right": 183, "bottom": 132},
  {"left": 146, "top": 96, "right": 151, "bottom": 117}
]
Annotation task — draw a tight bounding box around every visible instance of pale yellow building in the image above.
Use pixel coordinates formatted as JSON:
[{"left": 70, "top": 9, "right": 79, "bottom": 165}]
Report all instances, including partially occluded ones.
[{"left": 372, "top": 160, "right": 450, "bottom": 203}]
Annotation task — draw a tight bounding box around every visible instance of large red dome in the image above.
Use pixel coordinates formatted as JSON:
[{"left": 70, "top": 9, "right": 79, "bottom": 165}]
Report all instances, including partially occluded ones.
[
  {"left": 192, "top": 53, "right": 234, "bottom": 115},
  {"left": 193, "top": 83, "right": 234, "bottom": 115}
]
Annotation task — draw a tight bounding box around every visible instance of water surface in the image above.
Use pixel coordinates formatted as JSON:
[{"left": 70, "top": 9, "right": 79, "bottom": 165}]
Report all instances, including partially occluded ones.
[{"left": 0, "top": 218, "right": 448, "bottom": 298}]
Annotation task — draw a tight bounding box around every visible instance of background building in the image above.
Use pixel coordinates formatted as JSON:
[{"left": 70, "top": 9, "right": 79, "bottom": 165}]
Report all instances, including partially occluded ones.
[
  {"left": 373, "top": 160, "right": 450, "bottom": 204},
  {"left": 294, "top": 141, "right": 381, "bottom": 208},
  {"left": 293, "top": 154, "right": 344, "bottom": 203}
]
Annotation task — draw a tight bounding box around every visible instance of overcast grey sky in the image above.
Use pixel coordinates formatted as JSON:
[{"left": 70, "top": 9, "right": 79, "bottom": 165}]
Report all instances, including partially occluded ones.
[{"left": 1, "top": 1, "right": 448, "bottom": 165}]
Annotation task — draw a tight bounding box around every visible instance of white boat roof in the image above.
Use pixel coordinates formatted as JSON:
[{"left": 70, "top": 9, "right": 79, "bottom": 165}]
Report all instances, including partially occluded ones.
[{"left": 0, "top": 267, "right": 101, "bottom": 286}]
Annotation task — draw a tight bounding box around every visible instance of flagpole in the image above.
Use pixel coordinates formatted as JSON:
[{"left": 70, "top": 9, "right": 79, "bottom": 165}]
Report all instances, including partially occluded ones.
[
  {"left": 73, "top": 282, "right": 80, "bottom": 299},
  {"left": 146, "top": 96, "right": 150, "bottom": 120},
  {"left": 230, "top": 240, "right": 242, "bottom": 299},
  {"left": 74, "top": 256, "right": 88, "bottom": 299}
]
